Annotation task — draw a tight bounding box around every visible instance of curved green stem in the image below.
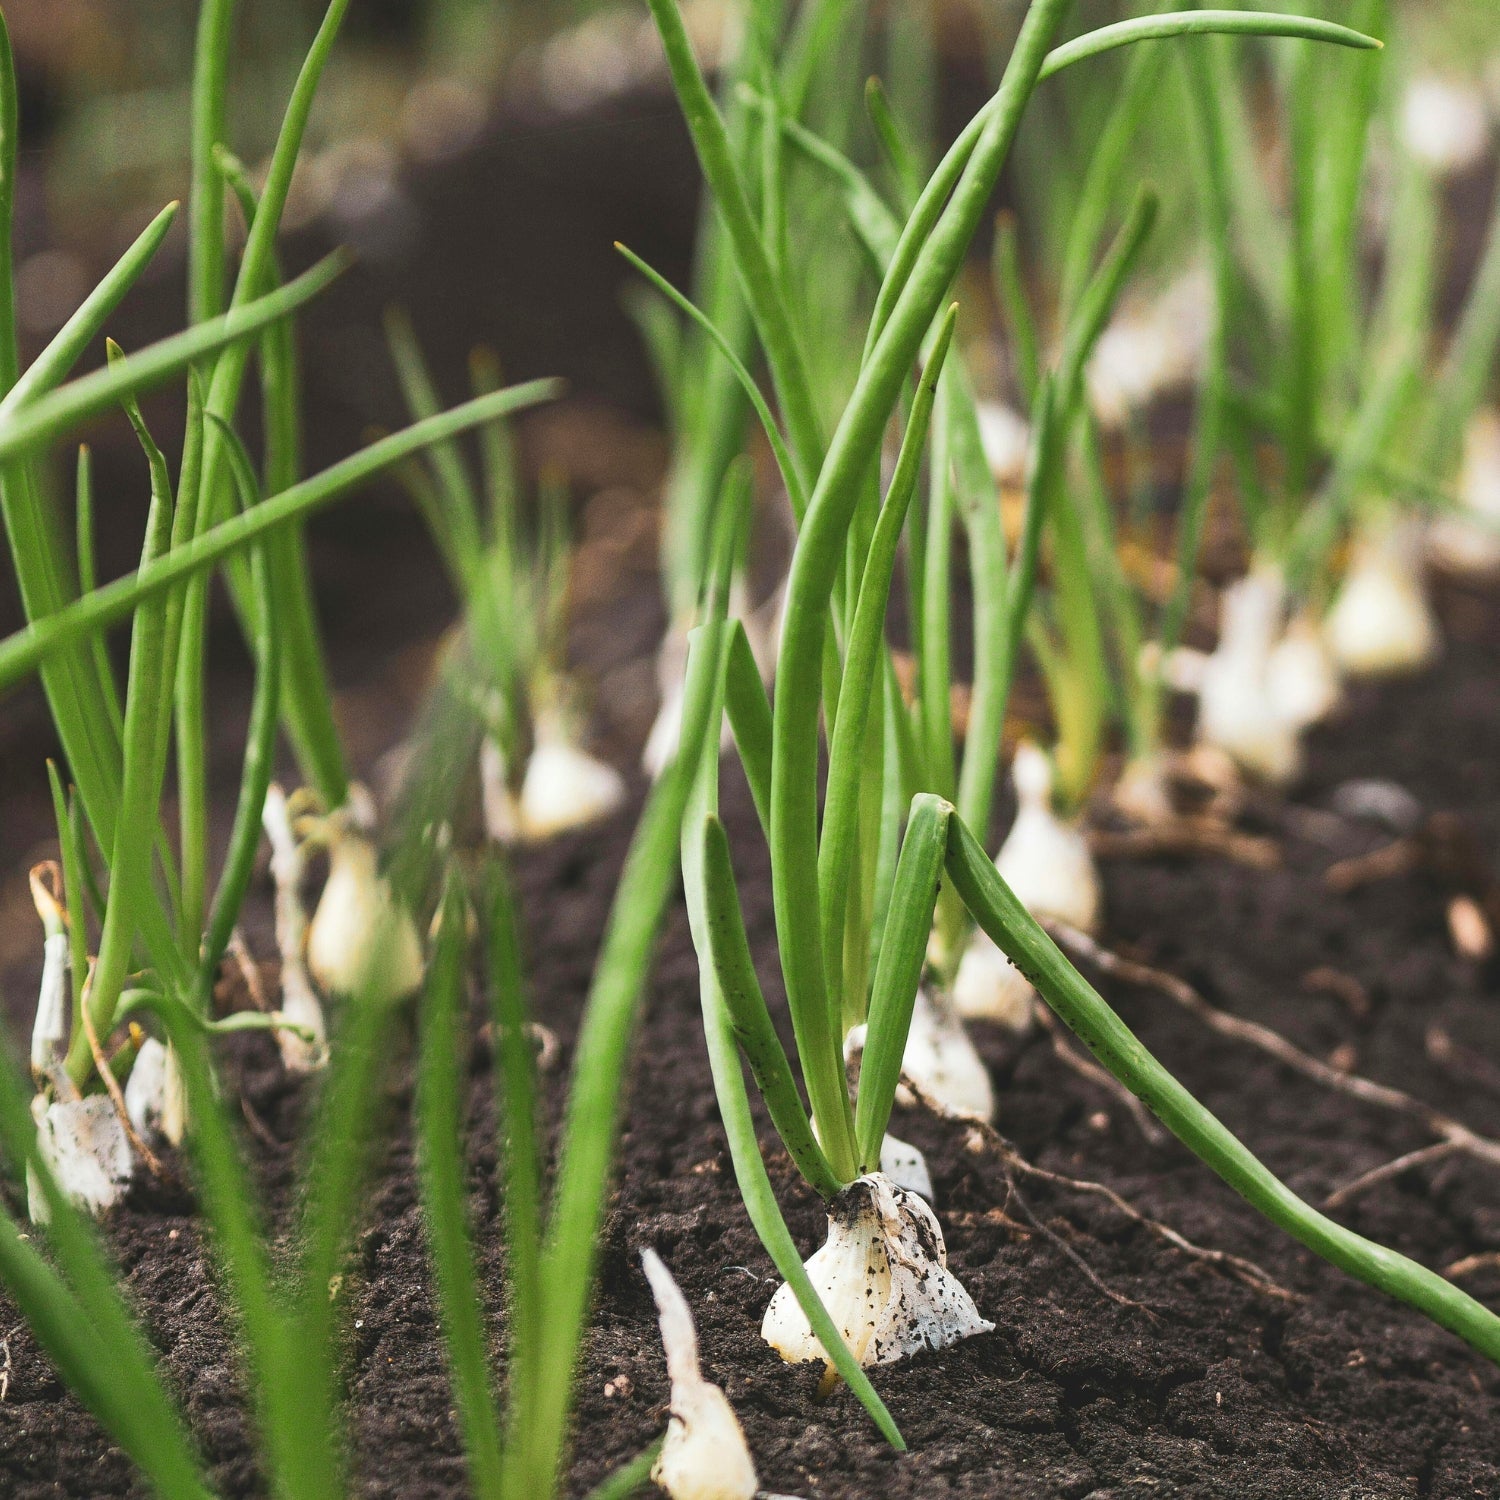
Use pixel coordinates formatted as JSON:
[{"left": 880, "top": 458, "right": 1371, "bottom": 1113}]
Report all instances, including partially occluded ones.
[
  {"left": 1038, "top": 9, "right": 1378, "bottom": 84},
  {"left": 944, "top": 812, "right": 1500, "bottom": 1367}
]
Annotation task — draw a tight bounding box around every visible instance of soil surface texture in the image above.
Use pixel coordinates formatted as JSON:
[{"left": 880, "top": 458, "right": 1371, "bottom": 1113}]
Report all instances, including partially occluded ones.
[{"left": 0, "top": 570, "right": 1496, "bottom": 1499}]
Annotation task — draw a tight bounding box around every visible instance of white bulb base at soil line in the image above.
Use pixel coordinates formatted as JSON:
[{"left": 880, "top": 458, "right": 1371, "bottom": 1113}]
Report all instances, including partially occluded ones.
[
  {"left": 484, "top": 716, "right": 626, "bottom": 843},
  {"left": 954, "top": 744, "right": 1100, "bottom": 1028},
  {"left": 1267, "top": 611, "right": 1342, "bottom": 731},
  {"left": 307, "top": 824, "right": 425, "bottom": 1006},
  {"left": 899, "top": 987, "right": 995, "bottom": 1123},
  {"left": 1325, "top": 528, "right": 1439, "bottom": 679},
  {"left": 29, "top": 1095, "right": 132, "bottom": 1222},
  {"left": 1193, "top": 570, "right": 1301, "bottom": 786},
  {"left": 761, "top": 1173, "right": 992, "bottom": 1369}
]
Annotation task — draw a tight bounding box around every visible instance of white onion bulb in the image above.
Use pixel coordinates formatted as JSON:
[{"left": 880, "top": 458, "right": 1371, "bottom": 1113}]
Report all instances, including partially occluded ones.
[
  {"left": 307, "top": 825, "right": 425, "bottom": 1006},
  {"left": 1325, "top": 525, "right": 1439, "bottom": 678},
  {"left": 953, "top": 744, "right": 1099, "bottom": 1026},
  {"left": 29, "top": 1095, "right": 132, "bottom": 1222},
  {"left": 1195, "top": 571, "right": 1301, "bottom": 785},
  {"left": 1267, "top": 610, "right": 1341, "bottom": 731},
  {"left": 760, "top": 1174, "right": 991, "bottom": 1368},
  {"left": 898, "top": 987, "right": 995, "bottom": 1122},
  {"left": 517, "top": 720, "right": 626, "bottom": 839}
]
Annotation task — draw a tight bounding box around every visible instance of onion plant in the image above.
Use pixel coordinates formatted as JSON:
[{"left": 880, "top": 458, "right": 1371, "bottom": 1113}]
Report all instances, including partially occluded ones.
[
  {"left": 638, "top": 0, "right": 1500, "bottom": 1446},
  {"left": 410, "top": 633, "right": 725, "bottom": 1499},
  {"left": 386, "top": 312, "right": 626, "bottom": 844},
  {"left": 635, "top": 0, "right": 881, "bottom": 780},
  {"left": 979, "top": 35, "right": 1242, "bottom": 821}
]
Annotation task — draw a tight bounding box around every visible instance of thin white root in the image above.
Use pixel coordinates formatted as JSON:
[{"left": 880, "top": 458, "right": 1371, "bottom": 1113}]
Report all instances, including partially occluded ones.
[{"left": 1049, "top": 922, "right": 1500, "bottom": 1180}]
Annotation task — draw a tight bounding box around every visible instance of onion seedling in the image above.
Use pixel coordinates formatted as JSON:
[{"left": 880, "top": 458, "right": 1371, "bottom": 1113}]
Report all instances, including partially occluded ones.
[
  {"left": 387, "top": 312, "right": 626, "bottom": 842},
  {"left": 0, "top": 358, "right": 696, "bottom": 1500},
  {"left": 408, "top": 597, "right": 729, "bottom": 1499},
  {"left": 635, "top": 0, "right": 759, "bottom": 780},
  {"left": 0, "top": 682, "right": 718, "bottom": 1496}
]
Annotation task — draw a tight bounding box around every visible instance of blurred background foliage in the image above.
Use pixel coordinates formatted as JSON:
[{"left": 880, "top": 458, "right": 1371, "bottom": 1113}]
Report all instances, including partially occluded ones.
[{"left": 11, "top": 1, "right": 1495, "bottom": 249}]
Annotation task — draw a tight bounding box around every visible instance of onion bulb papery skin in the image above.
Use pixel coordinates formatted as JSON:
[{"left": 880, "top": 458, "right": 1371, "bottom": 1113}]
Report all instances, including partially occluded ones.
[
  {"left": 29, "top": 1095, "right": 132, "bottom": 1221},
  {"left": 995, "top": 745, "right": 1101, "bottom": 934},
  {"left": 29, "top": 926, "right": 68, "bottom": 1077},
  {"left": 760, "top": 1173, "right": 992, "bottom": 1368}
]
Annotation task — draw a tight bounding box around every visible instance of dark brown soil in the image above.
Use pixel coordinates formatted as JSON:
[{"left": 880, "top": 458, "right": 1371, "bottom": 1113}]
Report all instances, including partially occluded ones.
[{"left": 0, "top": 568, "right": 1497, "bottom": 1499}]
